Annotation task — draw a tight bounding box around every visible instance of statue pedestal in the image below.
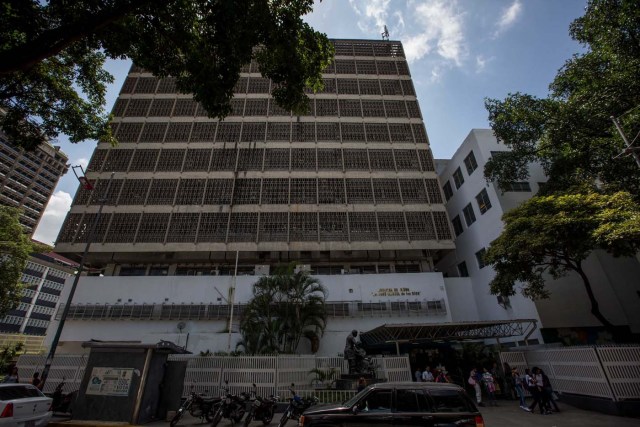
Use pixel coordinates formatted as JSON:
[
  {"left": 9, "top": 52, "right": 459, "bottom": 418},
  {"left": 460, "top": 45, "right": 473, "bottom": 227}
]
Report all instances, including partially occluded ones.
[{"left": 336, "top": 373, "right": 385, "bottom": 390}]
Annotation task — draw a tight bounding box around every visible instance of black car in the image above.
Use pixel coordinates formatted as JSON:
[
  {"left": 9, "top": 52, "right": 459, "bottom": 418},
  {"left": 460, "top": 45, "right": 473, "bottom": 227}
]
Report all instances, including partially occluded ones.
[{"left": 298, "top": 382, "right": 484, "bottom": 427}]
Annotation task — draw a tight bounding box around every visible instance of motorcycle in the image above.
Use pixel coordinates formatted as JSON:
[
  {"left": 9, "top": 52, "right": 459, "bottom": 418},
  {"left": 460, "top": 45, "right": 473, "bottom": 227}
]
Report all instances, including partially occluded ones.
[
  {"left": 51, "top": 380, "right": 77, "bottom": 414},
  {"left": 244, "top": 383, "right": 279, "bottom": 427},
  {"left": 211, "top": 381, "right": 249, "bottom": 427},
  {"left": 170, "top": 386, "right": 221, "bottom": 426},
  {"left": 277, "top": 384, "right": 319, "bottom": 427}
]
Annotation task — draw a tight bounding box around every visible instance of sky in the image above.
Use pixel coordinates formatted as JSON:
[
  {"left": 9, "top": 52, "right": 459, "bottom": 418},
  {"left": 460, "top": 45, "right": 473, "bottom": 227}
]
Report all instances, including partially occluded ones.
[{"left": 32, "top": 0, "right": 588, "bottom": 245}]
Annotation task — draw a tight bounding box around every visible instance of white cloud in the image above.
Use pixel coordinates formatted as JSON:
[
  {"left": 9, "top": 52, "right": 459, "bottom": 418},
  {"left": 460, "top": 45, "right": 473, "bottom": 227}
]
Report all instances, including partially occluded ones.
[
  {"left": 494, "top": 0, "right": 522, "bottom": 38},
  {"left": 77, "top": 157, "right": 89, "bottom": 170},
  {"left": 32, "top": 191, "right": 73, "bottom": 246},
  {"left": 475, "top": 54, "right": 494, "bottom": 73}
]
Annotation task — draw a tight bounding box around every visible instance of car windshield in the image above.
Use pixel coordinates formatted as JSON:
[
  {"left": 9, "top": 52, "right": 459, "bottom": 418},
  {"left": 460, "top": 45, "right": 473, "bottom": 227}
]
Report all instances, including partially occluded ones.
[
  {"left": 0, "top": 385, "right": 44, "bottom": 400},
  {"left": 343, "top": 387, "right": 370, "bottom": 407}
]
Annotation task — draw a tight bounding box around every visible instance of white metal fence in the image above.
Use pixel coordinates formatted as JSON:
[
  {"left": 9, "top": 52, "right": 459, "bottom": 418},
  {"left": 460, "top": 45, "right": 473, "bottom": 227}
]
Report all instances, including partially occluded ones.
[
  {"left": 16, "top": 354, "right": 89, "bottom": 394},
  {"left": 500, "top": 346, "right": 640, "bottom": 401}
]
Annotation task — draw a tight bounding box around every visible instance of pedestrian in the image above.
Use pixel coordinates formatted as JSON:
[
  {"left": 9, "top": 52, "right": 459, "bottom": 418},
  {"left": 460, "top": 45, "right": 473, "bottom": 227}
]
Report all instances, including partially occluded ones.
[
  {"left": 435, "top": 369, "right": 449, "bottom": 383},
  {"left": 540, "top": 369, "right": 559, "bottom": 412},
  {"left": 422, "top": 366, "right": 434, "bottom": 382},
  {"left": 468, "top": 368, "right": 483, "bottom": 406},
  {"left": 31, "top": 372, "right": 42, "bottom": 389},
  {"left": 534, "top": 367, "right": 552, "bottom": 414},
  {"left": 3, "top": 366, "right": 19, "bottom": 383},
  {"left": 357, "top": 376, "right": 366, "bottom": 392},
  {"left": 526, "top": 367, "right": 549, "bottom": 414},
  {"left": 512, "top": 368, "right": 527, "bottom": 410},
  {"left": 482, "top": 368, "right": 498, "bottom": 406},
  {"left": 414, "top": 368, "right": 422, "bottom": 382}
]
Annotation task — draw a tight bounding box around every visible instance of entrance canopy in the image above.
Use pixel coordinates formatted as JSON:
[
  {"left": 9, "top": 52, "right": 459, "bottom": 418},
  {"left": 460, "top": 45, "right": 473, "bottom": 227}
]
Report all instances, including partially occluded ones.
[{"left": 360, "top": 319, "right": 537, "bottom": 347}]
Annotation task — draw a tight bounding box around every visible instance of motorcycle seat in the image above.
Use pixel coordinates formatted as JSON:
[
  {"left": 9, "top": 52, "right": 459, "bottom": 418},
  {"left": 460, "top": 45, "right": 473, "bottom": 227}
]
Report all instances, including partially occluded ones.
[{"left": 202, "top": 396, "right": 218, "bottom": 403}]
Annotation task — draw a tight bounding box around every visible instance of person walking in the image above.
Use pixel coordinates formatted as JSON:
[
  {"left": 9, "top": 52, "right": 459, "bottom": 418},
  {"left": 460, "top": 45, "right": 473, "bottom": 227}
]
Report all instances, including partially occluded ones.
[
  {"left": 469, "top": 368, "right": 483, "bottom": 406},
  {"left": 527, "top": 367, "right": 550, "bottom": 414},
  {"left": 534, "top": 367, "right": 552, "bottom": 414},
  {"left": 31, "top": 372, "right": 42, "bottom": 389},
  {"left": 540, "top": 369, "right": 560, "bottom": 412},
  {"left": 482, "top": 368, "right": 498, "bottom": 406},
  {"left": 512, "top": 368, "right": 527, "bottom": 410}
]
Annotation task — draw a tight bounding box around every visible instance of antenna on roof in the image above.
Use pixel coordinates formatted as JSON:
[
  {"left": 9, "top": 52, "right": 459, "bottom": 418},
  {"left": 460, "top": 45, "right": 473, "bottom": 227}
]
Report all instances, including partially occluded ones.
[{"left": 382, "top": 25, "right": 389, "bottom": 41}]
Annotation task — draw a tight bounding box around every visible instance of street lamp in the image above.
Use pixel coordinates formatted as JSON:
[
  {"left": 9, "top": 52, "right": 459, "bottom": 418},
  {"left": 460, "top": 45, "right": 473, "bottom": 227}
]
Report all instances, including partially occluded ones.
[{"left": 40, "top": 168, "right": 114, "bottom": 387}]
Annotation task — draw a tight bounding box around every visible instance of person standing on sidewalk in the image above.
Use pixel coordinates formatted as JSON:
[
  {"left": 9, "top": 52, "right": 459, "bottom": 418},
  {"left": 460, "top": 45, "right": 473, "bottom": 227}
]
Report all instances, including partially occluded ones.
[
  {"left": 540, "top": 369, "right": 560, "bottom": 413},
  {"left": 482, "top": 368, "right": 498, "bottom": 406},
  {"left": 469, "top": 368, "right": 483, "bottom": 407},
  {"left": 512, "top": 368, "right": 527, "bottom": 410},
  {"left": 527, "top": 367, "right": 549, "bottom": 414}
]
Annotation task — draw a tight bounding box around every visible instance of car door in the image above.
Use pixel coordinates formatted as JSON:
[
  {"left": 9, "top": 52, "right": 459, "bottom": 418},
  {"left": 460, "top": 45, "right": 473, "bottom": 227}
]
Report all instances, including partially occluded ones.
[
  {"left": 426, "top": 389, "right": 477, "bottom": 427},
  {"left": 348, "top": 389, "right": 394, "bottom": 427},
  {"left": 392, "top": 388, "right": 434, "bottom": 427}
]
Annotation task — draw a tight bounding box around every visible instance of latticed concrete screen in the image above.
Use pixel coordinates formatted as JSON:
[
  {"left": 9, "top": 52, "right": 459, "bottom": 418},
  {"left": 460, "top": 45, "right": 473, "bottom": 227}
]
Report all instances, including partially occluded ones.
[{"left": 149, "top": 98, "right": 176, "bottom": 116}]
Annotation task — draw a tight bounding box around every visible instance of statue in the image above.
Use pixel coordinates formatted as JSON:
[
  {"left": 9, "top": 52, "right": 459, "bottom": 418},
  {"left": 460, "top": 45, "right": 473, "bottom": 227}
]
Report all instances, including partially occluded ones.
[{"left": 344, "top": 330, "right": 376, "bottom": 376}]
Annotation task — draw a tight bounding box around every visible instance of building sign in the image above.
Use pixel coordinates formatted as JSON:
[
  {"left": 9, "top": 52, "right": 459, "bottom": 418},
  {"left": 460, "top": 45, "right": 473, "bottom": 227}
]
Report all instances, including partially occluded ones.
[
  {"left": 372, "top": 287, "right": 420, "bottom": 297},
  {"left": 86, "top": 367, "right": 134, "bottom": 396}
]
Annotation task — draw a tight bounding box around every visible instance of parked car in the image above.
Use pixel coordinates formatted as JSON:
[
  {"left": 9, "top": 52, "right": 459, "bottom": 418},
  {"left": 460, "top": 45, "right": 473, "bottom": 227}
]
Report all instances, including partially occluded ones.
[
  {"left": 0, "top": 383, "right": 52, "bottom": 427},
  {"left": 298, "top": 382, "right": 484, "bottom": 427}
]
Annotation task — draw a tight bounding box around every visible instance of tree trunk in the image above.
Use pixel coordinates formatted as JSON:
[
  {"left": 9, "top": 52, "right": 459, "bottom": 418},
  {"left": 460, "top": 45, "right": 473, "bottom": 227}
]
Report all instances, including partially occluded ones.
[{"left": 575, "top": 262, "right": 616, "bottom": 331}]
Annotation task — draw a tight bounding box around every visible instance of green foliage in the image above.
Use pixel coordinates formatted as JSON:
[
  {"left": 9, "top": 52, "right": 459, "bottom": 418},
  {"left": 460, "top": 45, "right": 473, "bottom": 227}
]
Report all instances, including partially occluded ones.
[
  {"left": 309, "top": 367, "right": 339, "bottom": 388},
  {"left": 0, "top": 342, "right": 24, "bottom": 373},
  {"left": 0, "top": 0, "right": 333, "bottom": 150},
  {"left": 484, "top": 0, "right": 640, "bottom": 195},
  {"left": 485, "top": 190, "right": 640, "bottom": 328},
  {"left": 238, "top": 264, "right": 327, "bottom": 354}
]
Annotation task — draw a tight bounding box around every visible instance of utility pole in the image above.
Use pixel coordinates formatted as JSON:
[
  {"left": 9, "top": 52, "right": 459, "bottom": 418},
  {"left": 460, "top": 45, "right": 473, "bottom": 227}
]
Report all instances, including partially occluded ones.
[
  {"left": 226, "top": 250, "right": 239, "bottom": 352},
  {"left": 611, "top": 115, "right": 640, "bottom": 169}
]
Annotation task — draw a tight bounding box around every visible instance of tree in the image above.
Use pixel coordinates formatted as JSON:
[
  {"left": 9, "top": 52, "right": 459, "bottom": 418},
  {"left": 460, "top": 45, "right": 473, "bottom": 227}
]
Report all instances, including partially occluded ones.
[
  {"left": 485, "top": 190, "right": 640, "bottom": 330},
  {"left": 0, "top": 0, "right": 333, "bottom": 149},
  {"left": 0, "top": 207, "right": 50, "bottom": 316},
  {"left": 484, "top": 0, "right": 640, "bottom": 195},
  {"left": 0, "top": 342, "right": 24, "bottom": 373},
  {"left": 239, "top": 264, "right": 327, "bottom": 354}
]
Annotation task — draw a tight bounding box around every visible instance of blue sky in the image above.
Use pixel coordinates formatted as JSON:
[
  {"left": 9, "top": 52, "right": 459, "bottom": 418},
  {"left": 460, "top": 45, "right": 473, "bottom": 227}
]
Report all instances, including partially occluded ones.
[{"left": 33, "top": 0, "right": 587, "bottom": 244}]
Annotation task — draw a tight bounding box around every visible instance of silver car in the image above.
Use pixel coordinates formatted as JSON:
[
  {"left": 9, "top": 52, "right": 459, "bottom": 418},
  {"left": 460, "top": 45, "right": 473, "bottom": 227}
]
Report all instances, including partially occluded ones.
[{"left": 0, "top": 383, "right": 52, "bottom": 427}]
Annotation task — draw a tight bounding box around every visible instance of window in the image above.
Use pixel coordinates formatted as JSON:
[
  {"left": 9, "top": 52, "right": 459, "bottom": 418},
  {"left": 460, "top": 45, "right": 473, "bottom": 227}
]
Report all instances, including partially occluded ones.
[
  {"left": 429, "top": 389, "right": 474, "bottom": 413},
  {"left": 396, "top": 389, "right": 430, "bottom": 412},
  {"left": 506, "top": 182, "right": 532, "bottom": 192},
  {"left": 452, "top": 167, "right": 464, "bottom": 189},
  {"left": 443, "top": 181, "right": 453, "bottom": 201},
  {"left": 452, "top": 215, "right": 463, "bottom": 236},
  {"left": 475, "top": 248, "right": 487, "bottom": 269},
  {"left": 464, "top": 151, "right": 478, "bottom": 175},
  {"left": 457, "top": 261, "right": 469, "bottom": 277},
  {"left": 476, "top": 188, "right": 492, "bottom": 214},
  {"left": 357, "top": 390, "right": 392, "bottom": 412},
  {"left": 462, "top": 203, "right": 476, "bottom": 226}
]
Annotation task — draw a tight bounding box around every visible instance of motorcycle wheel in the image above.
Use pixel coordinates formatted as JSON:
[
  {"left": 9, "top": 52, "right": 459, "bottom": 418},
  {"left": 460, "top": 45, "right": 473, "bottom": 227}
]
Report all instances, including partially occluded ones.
[
  {"left": 277, "top": 411, "right": 289, "bottom": 427},
  {"left": 233, "top": 409, "right": 246, "bottom": 423},
  {"left": 170, "top": 409, "right": 184, "bottom": 427},
  {"left": 205, "top": 405, "right": 217, "bottom": 423},
  {"left": 211, "top": 409, "right": 223, "bottom": 427},
  {"left": 244, "top": 411, "right": 253, "bottom": 427},
  {"left": 262, "top": 407, "right": 274, "bottom": 425}
]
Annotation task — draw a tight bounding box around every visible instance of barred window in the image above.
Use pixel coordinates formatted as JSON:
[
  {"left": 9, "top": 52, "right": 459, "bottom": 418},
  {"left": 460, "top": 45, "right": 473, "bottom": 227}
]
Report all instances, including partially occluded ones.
[
  {"left": 334, "top": 41, "right": 354, "bottom": 56},
  {"left": 190, "top": 122, "right": 217, "bottom": 142},
  {"left": 133, "top": 77, "right": 157, "bottom": 93},
  {"left": 74, "top": 213, "right": 110, "bottom": 244},
  {"left": 261, "top": 178, "right": 289, "bottom": 204},
  {"left": 433, "top": 211, "right": 452, "bottom": 240},
  {"left": 57, "top": 213, "right": 83, "bottom": 242},
  {"left": 139, "top": 123, "right": 167, "bottom": 143},
  {"left": 464, "top": 151, "right": 478, "bottom": 175},
  {"left": 316, "top": 122, "right": 339, "bottom": 141},
  {"left": 240, "top": 122, "right": 265, "bottom": 142},
  {"left": 165, "top": 122, "right": 192, "bottom": 142},
  {"left": 174, "top": 99, "right": 198, "bottom": 116},
  {"left": 266, "top": 122, "right": 291, "bottom": 141},
  {"left": 233, "top": 179, "right": 261, "bottom": 204},
  {"left": 373, "top": 179, "right": 401, "bottom": 203},
  {"left": 259, "top": 212, "right": 288, "bottom": 241},
  {"left": 237, "top": 148, "right": 264, "bottom": 170},
  {"left": 319, "top": 212, "right": 348, "bottom": 241},
  {"left": 318, "top": 178, "right": 345, "bottom": 204},
  {"left": 216, "top": 122, "right": 241, "bottom": 142},
  {"left": 228, "top": 212, "right": 258, "bottom": 242},
  {"left": 369, "top": 149, "right": 396, "bottom": 170},
  {"left": 247, "top": 77, "right": 270, "bottom": 93},
  {"left": 341, "top": 123, "right": 365, "bottom": 142},
  {"left": 346, "top": 178, "right": 373, "bottom": 204},
  {"left": 315, "top": 99, "right": 338, "bottom": 116},
  {"left": 112, "top": 99, "right": 128, "bottom": 116},
  {"left": 175, "top": 179, "right": 206, "bottom": 205},
  {"left": 376, "top": 61, "right": 397, "bottom": 75},
  {"left": 146, "top": 179, "right": 178, "bottom": 205},
  {"left": 384, "top": 100, "right": 407, "bottom": 118},
  {"left": 244, "top": 99, "right": 268, "bottom": 116},
  {"left": 401, "top": 80, "right": 415, "bottom": 96},
  {"left": 452, "top": 214, "right": 463, "bottom": 236},
  {"left": 167, "top": 213, "right": 200, "bottom": 243},
  {"left": 335, "top": 59, "right": 356, "bottom": 74},
  {"left": 337, "top": 79, "right": 359, "bottom": 94},
  {"left": 292, "top": 122, "right": 315, "bottom": 142},
  {"left": 462, "top": 203, "right": 476, "bottom": 226},
  {"left": 230, "top": 99, "right": 245, "bottom": 116},
  {"left": 389, "top": 123, "right": 414, "bottom": 142},
  {"left": 377, "top": 212, "right": 407, "bottom": 240},
  {"left": 89, "top": 179, "right": 123, "bottom": 205},
  {"left": 156, "top": 149, "right": 185, "bottom": 171},
  {"left": 394, "top": 150, "right": 421, "bottom": 170},
  {"left": 87, "top": 149, "right": 108, "bottom": 172},
  {"left": 412, "top": 124, "right": 428, "bottom": 143},
  {"left": 268, "top": 99, "right": 291, "bottom": 116},
  {"left": 353, "top": 41, "right": 374, "bottom": 56},
  {"left": 130, "top": 149, "right": 160, "bottom": 172},
  {"left": 356, "top": 60, "right": 377, "bottom": 74},
  {"left": 136, "top": 213, "right": 170, "bottom": 243},
  {"left": 73, "top": 184, "right": 91, "bottom": 206},
  {"left": 291, "top": 148, "right": 316, "bottom": 170},
  {"left": 476, "top": 188, "right": 492, "bottom": 214},
  {"left": 124, "top": 99, "right": 151, "bottom": 117},
  {"left": 361, "top": 100, "right": 385, "bottom": 118},
  {"left": 443, "top": 181, "right": 453, "bottom": 201},
  {"left": 264, "top": 148, "right": 290, "bottom": 170},
  {"left": 203, "top": 179, "right": 233, "bottom": 204},
  {"left": 148, "top": 99, "right": 175, "bottom": 116},
  {"left": 210, "top": 149, "right": 237, "bottom": 171},
  {"left": 425, "top": 179, "right": 443, "bottom": 204},
  {"left": 234, "top": 77, "right": 248, "bottom": 93},
  {"left": 343, "top": 149, "right": 369, "bottom": 170},
  {"left": 339, "top": 99, "right": 361, "bottom": 117},
  {"left": 118, "top": 179, "right": 150, "bottom": 205},
  {"left": 399, "top": 179, "right": 428, "bottom": 203},
  {"left": 348, "top": 212, "right": 378, "bottom": 241},
  {"left": 317, "top": 148, "right": 342, "bottom": 170},
  {"left": 183, "top": 148, "right": 212, "bottom": 171},
  {"left": 380, "top": 80, "right": 402, "bottom": 95},
  {"left": 115, "top": 123, "right": 143, "bottom": 143},
  {"left": 197, "top": 213, "right": 229, "bottom": 242},
  {"left": 290, "top": 212, "right": 318, "bottom": 241},
  {"left": 453, "top": 167, "right": 464, "bottom": 189},
  {"left": 406, "top": 101, "right": 422, "bottom": 118},
  {"left": 396, "top": 61, "right": 410, "bottom": 75},
  {"left": 418, "top": 149, "right": 435, "bottom": 171},
  {"left": 120, "top": 77, "right": 137, "bottom": 93},
  {"left": 156, "top": 77, "right": 177, "bottom": 93},
  {"left": 102, "top": 149, "right": 132, "bottom": 172},
  {"left": 319, "top": 78, "right": 336, "bottom": 94},
  {"left": 105, "top": 213, "right": 141, "bottom": 243},
  {"left": 365, "top": 123, "right": 389, "bottom": 142},
  {"left": 290, "top": 178, "right": 317, "bottom": 204},
  {"left": 359, "top": 79, "right": 380, "bottom": 95},
  {"left": 406, "top": 212, "right": 436, "bottom": 240}
]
